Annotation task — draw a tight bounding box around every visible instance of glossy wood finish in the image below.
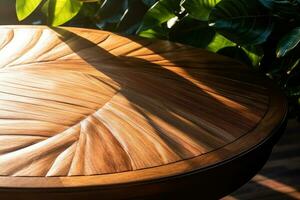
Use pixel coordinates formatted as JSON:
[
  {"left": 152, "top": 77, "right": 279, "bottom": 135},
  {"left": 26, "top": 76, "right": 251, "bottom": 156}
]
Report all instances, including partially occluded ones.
[{"left": 0, "top": 26, "right": 287, "bottom": 196}]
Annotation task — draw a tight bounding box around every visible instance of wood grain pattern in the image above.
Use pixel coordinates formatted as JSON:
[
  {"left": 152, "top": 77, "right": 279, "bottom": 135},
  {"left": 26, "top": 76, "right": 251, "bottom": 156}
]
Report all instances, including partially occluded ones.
[{"left": 0, "top": 26, "right": 287, "bottom": 188}]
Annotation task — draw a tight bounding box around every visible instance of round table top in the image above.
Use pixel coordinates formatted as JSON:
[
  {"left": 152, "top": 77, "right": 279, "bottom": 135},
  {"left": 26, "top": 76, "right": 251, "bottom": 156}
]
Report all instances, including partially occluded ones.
[{"left": 0, "top": 25, "right": 287, "bottom": 188}]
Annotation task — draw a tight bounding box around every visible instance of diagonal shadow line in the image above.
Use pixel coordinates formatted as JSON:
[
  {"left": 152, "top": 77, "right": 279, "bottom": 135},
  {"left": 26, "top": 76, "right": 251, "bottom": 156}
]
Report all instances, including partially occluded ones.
[
  {"left": 51, "top": 27, "right": 260, "bottom": 158},
  {"left": 123, "top": 34, "right": 270, "bottom": 108}
]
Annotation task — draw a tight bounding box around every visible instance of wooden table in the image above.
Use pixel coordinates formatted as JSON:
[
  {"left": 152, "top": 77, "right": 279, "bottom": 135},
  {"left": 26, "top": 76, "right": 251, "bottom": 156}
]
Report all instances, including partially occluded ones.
[{"left": 0, "top": 26, "right": 287, "bottom": 200}]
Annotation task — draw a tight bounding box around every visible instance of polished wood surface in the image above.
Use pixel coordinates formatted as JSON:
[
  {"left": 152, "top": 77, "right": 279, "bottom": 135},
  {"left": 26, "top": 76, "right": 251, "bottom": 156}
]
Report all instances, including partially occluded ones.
[{"left": 0, "top": 26, "right": 287, "bottom": 188}]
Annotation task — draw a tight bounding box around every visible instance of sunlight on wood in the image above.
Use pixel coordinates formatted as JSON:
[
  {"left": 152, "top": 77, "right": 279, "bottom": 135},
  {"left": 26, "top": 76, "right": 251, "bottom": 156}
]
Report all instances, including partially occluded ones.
[
  {"left": 221, "top": 196, "right": 239, "bottom": 200},
  {"left": 253, "top": 174, "right": 300, "bottom": 199},
  {"left": 0, "top": 26, "right": 287, "bottom": 192}
]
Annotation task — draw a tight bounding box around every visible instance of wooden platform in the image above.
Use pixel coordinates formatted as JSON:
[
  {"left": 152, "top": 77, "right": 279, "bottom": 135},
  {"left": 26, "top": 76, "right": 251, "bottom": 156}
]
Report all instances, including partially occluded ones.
[
  {"left": 224, "top": 119, "right": 300, "bottom": 200},
  {"left": 0, "top": 26, "right": 287, "bottom": 199}
]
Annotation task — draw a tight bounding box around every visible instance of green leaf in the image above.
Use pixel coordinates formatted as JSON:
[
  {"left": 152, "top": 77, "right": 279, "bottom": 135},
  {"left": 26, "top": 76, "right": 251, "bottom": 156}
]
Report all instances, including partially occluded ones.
[
  {"left": 169, "top": 16, "right": 215, "bottom": 48},
  {"left": 142, "top": 0, "right": 158, "bottom": 7},
  {"left": 277, "top": 27, "right": 300, "bottom": 57},
  {"left": 183, "top": 0, "right": 221, "bottom": 21},
  {"left": 138, "top": 26, "right": 169, "bottom": 39},
  {"left": 206, "top": 33, "right": 235, "bottom": 52},
  {"left": 96, "top": 0, "right": 128, "bottom": 24},
  {"left": 218, "top": 46, "right": 252, "bottom": 66},
  {"left": 287, "top": 58, "right": 300, "bottom": 75},
  {"left": 259, "top": 0, "right": 300, "bottom": 20},
  {"left": 94, "top": 0, "right": 128, "bottom": 31},
  {"left": 259, "top": 0, "right": 298, "bottom": 9},
  {"left": 41, "top": 0, "right": 50, "bottom": 17},
  {"left": 63, "top": 2, "right": 100, "bottom": 28},
  {"left": 209, "top": 0, "right": 274, "bottom": 45},
  {"left": 138, "top": 0, "right": 182, "bottom": 31},
  {"left": 242, "top": 45, "right": 264, "bottom": 67},
  {"left": 116, "top": 0, "right": 149, "bottom": 35},
  {"left": 16, "top": 0, "right": 42, "bottom": 21},
  {"left": 79, "top": 0, "right": 98, "bottom": 2},
  {"left": 47, "top": 0, "right": 83, "bottom": 26}
]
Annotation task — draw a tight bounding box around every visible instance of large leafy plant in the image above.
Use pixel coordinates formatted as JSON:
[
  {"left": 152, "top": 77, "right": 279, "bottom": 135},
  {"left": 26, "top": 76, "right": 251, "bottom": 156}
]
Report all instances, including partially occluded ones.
[
  {"left": 16, "top": 0, "right": 300, "bottom": 119},
  {"left": 16, "top": 0, "right": 83, "bottom": 26},
  {"left": 16, "top": 0, "right": 156, "bottom": 34}
]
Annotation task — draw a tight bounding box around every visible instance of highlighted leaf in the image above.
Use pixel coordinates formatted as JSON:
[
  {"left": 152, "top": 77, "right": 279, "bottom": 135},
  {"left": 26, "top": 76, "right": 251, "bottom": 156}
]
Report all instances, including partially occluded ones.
[
  {"left": 277, "top": 27, "right": 300, "bottom": 57},
  {"left": 47, "top": 0, "right": 83, "bottom": 26},
  {"left": 16, "top": 0, "right": 42, "bottom": 21}
]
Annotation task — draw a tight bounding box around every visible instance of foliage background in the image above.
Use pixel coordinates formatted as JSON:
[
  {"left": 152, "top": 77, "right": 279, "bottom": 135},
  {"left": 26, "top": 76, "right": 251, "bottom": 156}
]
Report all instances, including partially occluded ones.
[{"left": 1, "top": 0, "right": 300, "bottom": 119}]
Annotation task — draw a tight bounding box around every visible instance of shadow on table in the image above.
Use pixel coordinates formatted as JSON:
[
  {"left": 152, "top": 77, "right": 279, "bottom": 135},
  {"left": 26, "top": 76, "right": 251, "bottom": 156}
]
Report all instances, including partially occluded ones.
[
  {"left": 48, "top": 27, "right": 282, "bottom": 199},
  {"left": 52, "top": 27, "right": 258, "bottom": 158}
]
